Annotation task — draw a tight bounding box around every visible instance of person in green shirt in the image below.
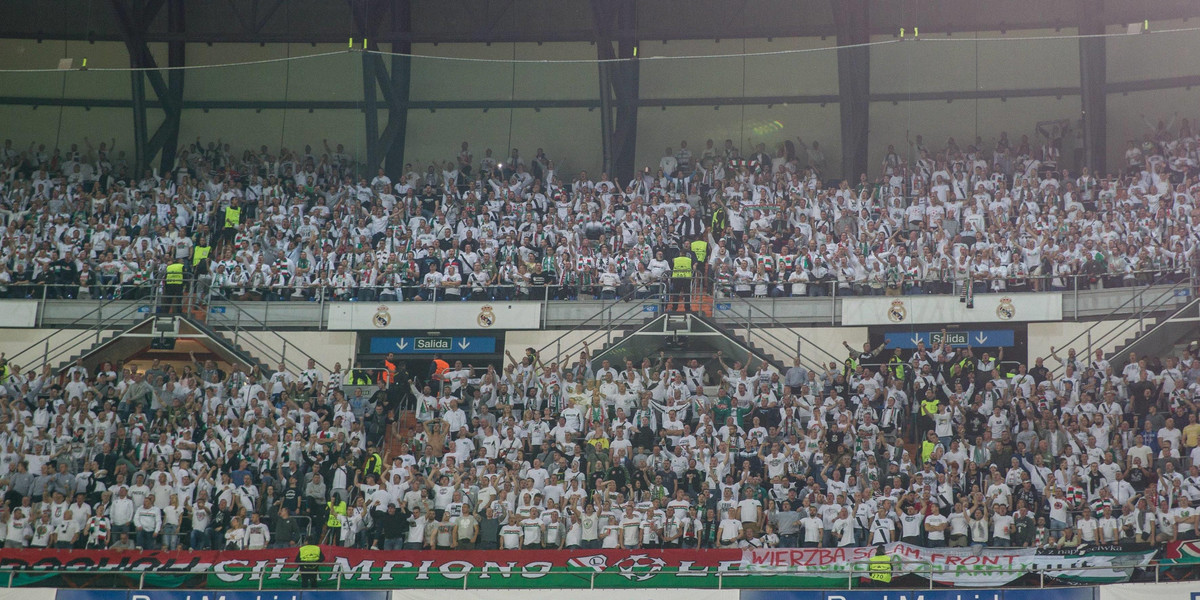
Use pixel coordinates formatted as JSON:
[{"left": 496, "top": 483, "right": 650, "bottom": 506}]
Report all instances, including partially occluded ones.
[{"left": 713, "top": 391, "right": 733, "bottom": 424}]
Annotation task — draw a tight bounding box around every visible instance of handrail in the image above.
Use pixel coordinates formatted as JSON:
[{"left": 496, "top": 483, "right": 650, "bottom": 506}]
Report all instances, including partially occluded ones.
[
  {"left": 1088, "top": 295, "right": 1200, "bottom": 371},
  {"left": 199, "top": 290, "right": 332, "bottom": 376},
  {"left": 4, "top": 280, "right": 162, "bottom": 371},
  {"left": 1047, "top": 272, "right": 1194, "bottom": 375},
  {"left": 534, "top": 287, "right": 662, "bottom": 366},
  {"left": 553, "top": 297, "right": 666, "bottom": 369},
  {"left": 41, "top": 303, "right": 151, "bottom": 376},
  {"left": 205, "top": 313, "right": 289, "bottom": 372},
  {"left": 717, "top": 285, "right": 844, "bottom": 372}
]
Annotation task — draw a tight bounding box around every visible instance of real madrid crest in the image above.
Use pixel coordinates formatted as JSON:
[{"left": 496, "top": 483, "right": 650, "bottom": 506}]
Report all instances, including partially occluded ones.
[
  {"left": 373, "top": 305, "right": 392, "bottom": 328},
  {"left": 477, "top": 305, "right": 496, "bottom": 328},
  {"left": 887, "top": 299, "right": 907, "bottom": 323},
  {"left": 996, "top": 297, "right": 1015, "bottom": 320}
]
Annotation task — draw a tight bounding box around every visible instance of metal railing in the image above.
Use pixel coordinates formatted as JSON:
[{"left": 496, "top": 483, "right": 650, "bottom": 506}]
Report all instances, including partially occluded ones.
[
  {"left": 11, "top": 268, "right": 1194, "bottom": 309},
  {"left": 719, "top": 289, "right": 845, "bottom": 374},
  {"left": 197, "top": 284, "right": 333, "bottom": 377},
  {"left": 1046, "top": 271, "right": 1196, "bottom": 375},
  {"left": 3, "top": 276, "right": 333, "bottom": 384},
  {"left": 0, "top": 560, "right": 1182, "bottom": 590},
  {"left": 535, "top": 288, "right": 667, "bottom": 369},
  {"left": 9, "top": 275, "right": 1195, "bottom": 333},
  {"left": 4, "top": 280, "right": 163, "bottom": 375}
]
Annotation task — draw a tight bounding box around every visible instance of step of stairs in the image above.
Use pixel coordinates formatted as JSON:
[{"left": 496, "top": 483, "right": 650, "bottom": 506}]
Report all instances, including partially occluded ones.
[
  {"left": 695, "top": 293, "right": 714, "bottom": 317},
  {"left": 384, "top": 410, "right": 418, "bottom": 459}
]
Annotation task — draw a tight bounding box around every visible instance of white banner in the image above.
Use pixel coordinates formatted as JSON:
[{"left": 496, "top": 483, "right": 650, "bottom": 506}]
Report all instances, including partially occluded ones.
[
  {"left": 841, "top": 293, "right": 1062, "bottom": 326},
  {"left": 0, "top": 301, "right": 38, "bottom": 327},
  {"left": 743, "top": 543, "right": 1153, "bottom": 587},
  {"left": 1100, "top": 581, "right": 1193, "bottom": 600},
  {"left": 327, "top": 301, "right": 542, "bottom": 331}
]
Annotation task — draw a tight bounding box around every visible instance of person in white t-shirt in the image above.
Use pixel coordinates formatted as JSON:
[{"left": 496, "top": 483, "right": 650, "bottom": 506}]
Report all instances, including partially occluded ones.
[
  {"left": 924, "top": 511, "right": 948, "bottom": 547},
  {"left": 1097, "top": 507, "right": 1120, "bottom": 543},
  {"left": 738, "top": 491, "right": 763, "bottom": 532},
  {"left": 869, "top": 506, "right": 896, "bottom": 545},
  {"left": 990, "top": 505, "right": 1014, "bottom": 547},
  {"left": 619, "top": 506, "right": 643, "bottom": 549},
  {"left": 718, "top": 508, "right": 744, "bottom": 549},
  {"left": 499, "top": 515, "right": 523, "bottom": 550},
  {"left": 898, "top": 504, "right": 924, "bottom": 545},
  {"left": 1075, "top": 507, "right": 1098, "bottom": 544},
  {"left": 947, "top": 502, "right": 969, "bottom": 547},
  {"left": 831, "top": 507, "right": 856, "bottom": 548},
  {"left": 1047, "top": 487, "right": 1072, "bottom": 540},
  {"left": 1172, "top": 497, "right": 1198, "bottom": 542},
  {"left": 799, "top": 506, "right": 823, "bottom": 548}
]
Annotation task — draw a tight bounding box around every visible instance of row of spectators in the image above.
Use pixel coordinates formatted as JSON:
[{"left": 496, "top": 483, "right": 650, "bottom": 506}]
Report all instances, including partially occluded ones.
[
  {"left": 1, "top": 120, "right": 1198, "bottom": 303},
  {"left": 0, "top": 327, "right": 1198, "bottom": 551}
]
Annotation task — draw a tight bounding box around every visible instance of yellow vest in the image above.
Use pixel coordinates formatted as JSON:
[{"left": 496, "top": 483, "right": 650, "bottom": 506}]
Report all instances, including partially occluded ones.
[
  {"left": 920, "top": 398, "right": 939, "bottom": 417},
  {"left": 671, "top": 256, "right": 693, "bottom": 278},
  {"left": 690, "top": 240, "right": 708, "bottom": 262},
  {"left": 298, "top": 544, "right": 322, "bottom": 562},
  {"left": 366, "top": 452, "right": 382, "bottom": 475},
  {"left": 193, "top": 245, "right": 211, "bottom": 266},
  {"left": 326, "top": 500, "right": 346, "bottom": 527},
  {"left": 868, "top": 554, "right": 893, "bottom": 582},
  {"left": 921, "top": 439, "right": 937, "bottom": 463},
  {"left": 165, "top": 263, "right": 184, "bottom": 285},
  {"left": 224, "top": 206, "right": 241, "bottom": 228}
]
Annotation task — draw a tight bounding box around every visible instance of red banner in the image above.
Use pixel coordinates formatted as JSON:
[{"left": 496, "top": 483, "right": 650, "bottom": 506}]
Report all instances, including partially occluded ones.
[{"left": 1163, "top": 541, "right": 1200, "bottom": 563}]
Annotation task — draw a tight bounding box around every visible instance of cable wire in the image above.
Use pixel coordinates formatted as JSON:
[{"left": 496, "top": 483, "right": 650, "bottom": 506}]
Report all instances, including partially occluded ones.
[{"left": 0, "top": 23, "right": 1195, "bottom": 73}]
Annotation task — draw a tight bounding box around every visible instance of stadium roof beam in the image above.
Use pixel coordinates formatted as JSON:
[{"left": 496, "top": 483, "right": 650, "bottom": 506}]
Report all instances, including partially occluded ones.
[
  {"left": 351, "top": 0, "right": 412, "bottom": 182},
  {"left": 3, "top": 1, "right": 1200, "bottom": 45},
  {"left": 7, "top": 74, "right": 1200, "bottom": 112},
  {"left": 1079, "top": 0, "right": 1108, "bottom": 174},
  {"left": 109, "top": 0, "right": 185, "bottom": 175},
  {"left": 592, "top": 0, "right": 639, "bottom": 182},
  {"left": 832, "top": 0, "right": 871, "bottom": 182}
]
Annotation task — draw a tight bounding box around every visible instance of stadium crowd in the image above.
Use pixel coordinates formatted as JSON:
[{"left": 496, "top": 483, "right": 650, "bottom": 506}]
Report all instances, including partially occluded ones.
[
  {"left": 0, "top": 120, "right": 1198, "bottom": 554},
  {"left": 0, "top": 329, "right": 1198, "bottom": 552},
  {"left": 0, "top": 119, "right": 1197, "bottom": 304}
]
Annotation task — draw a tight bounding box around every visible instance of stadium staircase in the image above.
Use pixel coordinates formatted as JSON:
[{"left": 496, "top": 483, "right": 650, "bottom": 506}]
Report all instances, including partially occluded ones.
[
  {"left": 6, "top": 282, "right": 160, "bottom": 376},
  {"left": 6, "top": 281, "right": 330, "bottom": 383},
  {"left": 715, "top": 291, "right": 845, "bottom": 374},
  {"left": 1048, "top": 273, "right": 1198, "bottom": 376},
  {"left": 1107, "top": 297, "right": 1200, "bottom": 371},
  {"left": 533, "top": 285, "right": 841, "bottom": 384}
]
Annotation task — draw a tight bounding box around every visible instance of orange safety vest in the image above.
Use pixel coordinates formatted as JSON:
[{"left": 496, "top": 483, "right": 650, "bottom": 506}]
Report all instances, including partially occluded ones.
[
  {"left": 433, "top": 359, "right": 450, "bottom": 378},
  {"left": 381, "top": 359, "right": 398, "bottom": 384}
]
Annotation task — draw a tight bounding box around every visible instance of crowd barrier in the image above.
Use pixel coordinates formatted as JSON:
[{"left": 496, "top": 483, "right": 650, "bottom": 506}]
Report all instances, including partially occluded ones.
[
  {"left": 0, "top": 588, "right": 1109, "bottom": 600},
  {"left": 0, "top": 545, "right": 1170, "bottom": 590}
]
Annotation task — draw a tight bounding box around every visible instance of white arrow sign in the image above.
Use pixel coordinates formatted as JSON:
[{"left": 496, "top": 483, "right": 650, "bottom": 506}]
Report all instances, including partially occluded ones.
[
  {"left": 457, "top": 338, "right": 470, "bottom": 349},
  {"left": 910, "top": 335, "right": 922, "bottom": 345},
  {"left": 974, "top": 332, "right": 988, "bottom": 345},
  {"left": 396, "top": 339, "right": 409, "bottom": 350}
]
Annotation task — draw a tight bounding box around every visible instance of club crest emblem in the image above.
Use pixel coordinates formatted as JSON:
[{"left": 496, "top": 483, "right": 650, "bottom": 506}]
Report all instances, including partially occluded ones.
[
  {"left": 996, "top": 297, "right": 1016, "bottom": 320},
  {"left": 373, "top": 305, "right": 392, "bottom": 328},
  {"left": 477, "top": 305, "right": 496, "bottom": 328}
]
